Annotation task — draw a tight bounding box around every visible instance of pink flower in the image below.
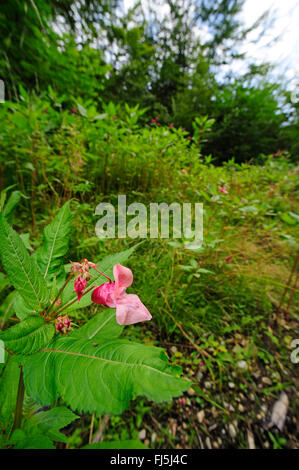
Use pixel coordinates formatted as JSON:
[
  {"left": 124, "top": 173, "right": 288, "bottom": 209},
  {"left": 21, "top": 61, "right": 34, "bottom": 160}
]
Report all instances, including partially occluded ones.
[
  {"left": 74, "top": 276, "right": 87, "bottom": 301},
  {"left": 225, "top": 256, "right": 232, "bottom": 264},
  {"left": 91, "top": 264, "right": 152, "bottom": 326},
  {"left": 182, "top": 169, "right": 188, "bottom": 175},
  {"left": 218, "top": 186, "right": 228, "bottom": 194},
  {"left": 169, "top": 123, "right": 174, "bottom": 129}
]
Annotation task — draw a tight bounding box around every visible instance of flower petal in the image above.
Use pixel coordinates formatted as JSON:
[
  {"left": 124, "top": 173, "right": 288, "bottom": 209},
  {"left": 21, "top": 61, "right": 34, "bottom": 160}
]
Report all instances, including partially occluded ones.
[
  {"left": 91, "top": 282, "right": 116, "bottom": 308},
  {"left": 115, "top": 294, "right": 152, "bottom": 325},
  {"left": 113, "top": 264, "right": 133, "bottom": 297}
]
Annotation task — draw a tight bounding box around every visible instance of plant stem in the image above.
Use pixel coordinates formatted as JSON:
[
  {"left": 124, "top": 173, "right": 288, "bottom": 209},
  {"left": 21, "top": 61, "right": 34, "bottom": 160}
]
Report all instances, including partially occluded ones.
[
  {"left": 46, "top": 273, "right": 73, "bottom": 317},
  {"left": 11, "top": 366, "right": 25, "bottom": 434},
  {"left": 89, "top": 413, "right": 95, "bottom": 444},
  {"left": 91, "top": 266, "right": 112, "bottom": 283},
  {"left": 55, "top": 284, "right": 97, "bottom": 316}
]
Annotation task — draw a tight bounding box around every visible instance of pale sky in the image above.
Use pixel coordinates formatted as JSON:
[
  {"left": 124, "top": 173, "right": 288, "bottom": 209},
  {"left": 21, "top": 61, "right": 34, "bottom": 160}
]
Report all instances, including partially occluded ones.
[
  {"left": 123, "top": 0, "right": 299, "bottom": 89},
  {"left": 240, "top": 0, "right": 299, "bottom": 85}
]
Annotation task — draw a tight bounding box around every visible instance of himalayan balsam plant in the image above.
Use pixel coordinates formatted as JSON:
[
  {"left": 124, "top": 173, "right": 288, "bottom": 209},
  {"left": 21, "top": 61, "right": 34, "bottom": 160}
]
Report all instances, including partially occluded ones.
[{"left": 0, "top": 202, "right": 189, "bottom": 449}]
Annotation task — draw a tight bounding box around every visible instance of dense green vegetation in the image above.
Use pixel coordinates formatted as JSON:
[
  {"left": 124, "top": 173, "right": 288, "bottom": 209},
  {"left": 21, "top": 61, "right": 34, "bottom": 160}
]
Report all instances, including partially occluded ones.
[{"left": 0, "top": 0, "right": 298, "bottom": 450}]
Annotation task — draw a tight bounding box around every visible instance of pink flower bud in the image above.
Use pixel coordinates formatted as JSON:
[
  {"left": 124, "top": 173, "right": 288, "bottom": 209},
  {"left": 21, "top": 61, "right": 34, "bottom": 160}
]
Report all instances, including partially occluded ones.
[{"left": 74, "top": 276, "right": 87, "bottom": 302}]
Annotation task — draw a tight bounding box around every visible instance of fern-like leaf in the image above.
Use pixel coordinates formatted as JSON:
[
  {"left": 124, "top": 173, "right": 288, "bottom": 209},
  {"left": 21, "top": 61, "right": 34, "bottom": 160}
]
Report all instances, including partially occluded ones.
[
  {"left": 34, "top": 202, "right": 72, "bottom": 281},
  {"left": 0, "top": 214, "right": 48, "bottom": 311},
  {"left": 0, "top": 316, "right": 54, "bottom": 355}
]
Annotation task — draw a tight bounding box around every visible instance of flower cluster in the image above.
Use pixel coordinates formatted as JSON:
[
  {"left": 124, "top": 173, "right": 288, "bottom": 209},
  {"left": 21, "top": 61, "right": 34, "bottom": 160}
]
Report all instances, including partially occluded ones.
[
  {"left": 68, "top": 107, "right": 78, "bottom": 114},
  {"left": 55, "top": 315, "right": 72, "bottom": 335},
  {"left": 151, "top": 116, "right": 160, "bottom": 126},
  {"left": 71, "top": 258, "right": 107, "bottom": 302}
]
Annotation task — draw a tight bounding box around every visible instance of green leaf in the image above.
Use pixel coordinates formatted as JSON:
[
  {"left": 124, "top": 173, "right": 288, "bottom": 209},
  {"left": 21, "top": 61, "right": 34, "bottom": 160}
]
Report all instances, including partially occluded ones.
[
  {"left": 34, "top": 202, "right": 72, "bottom": 281},
  {"left": 77, "top": 103, "right": 87, "bottom": 117},
  {"left": 83, "top": 440, "right": 148, "bottom": 449},
  {"left": 62, "top": 244, "right": 141, "bottom": 312},
  {"left": 0, "top": 272, "right": 9, "bottom": 292},
  {"left": 0, "top": 355, "right": 21, "bottom": 437},
  {"left": 20, "top": 233, "right": 33, "bottom": 252},
  {"left": 24, "top": 336, "right": 190, "bottom": 415},
  {"left": 71, "top": 309, "right": 123, "bottom": 341},
  {"left": 13, "top": 294, "right": 36, "bottom": 320},
  {"left": 9, "top": 429, "right": 55, "bottom": 449},
  {"left": 279, "top": 212, "right": 297, "bottom": 225},
  {"left": 3, "top": 190, "right": 23, "bottom": 223},
  {"left": 23, "top": 406, "right": 78, "bottom": 443},
  {"left": 0, "top": 214, "right": 49, "bottom": 311},
  {"left": 0, "top": 291, "right": 15, "bottom": 328},
  {"left": 289, "top": 211, "right": 299, "bottom": 222},
  {"left": 0, "top": 316, "right": 54, "bottom": 355}
]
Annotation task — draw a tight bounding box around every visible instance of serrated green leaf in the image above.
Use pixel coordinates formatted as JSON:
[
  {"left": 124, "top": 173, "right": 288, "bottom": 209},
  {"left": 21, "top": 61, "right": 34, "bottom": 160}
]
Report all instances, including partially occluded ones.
[
  {"left": 19, "top": 233, "right": 33, "bottom": 252},
  {"left": 0, "top": 272, "right": 9, "bottom": 292},
  {"left": 23, "top": 406, "right": 78, "bottom": 443},
  {"left": 0, "top": 355, "right": 21, "bottom": 436},
  {"left": 61, "top": 244, "right": 140, "bottom": 312},
  {"left": 34, "top": 202, "right": 72, "bottom": 281},
  {"left": 24, "top": 336, "right": 190, "bottom": 415},
  {"left": 13, "top": 293, "right": 36, "bottom": 320},
  {"left": 83, "top": 440, "right": 148, "bottom": 449},
  {"left": 0, "top": 291, "right": 15, "bottom": 328},
  {"left": 71, "top": 309, "right": 123, "bottom": 341},
  {"left": 0, "top": 316, "right": 54, "bottom": 355},
  {"left": 0, "top": 214, "right": 49, "bottom": 311}
]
